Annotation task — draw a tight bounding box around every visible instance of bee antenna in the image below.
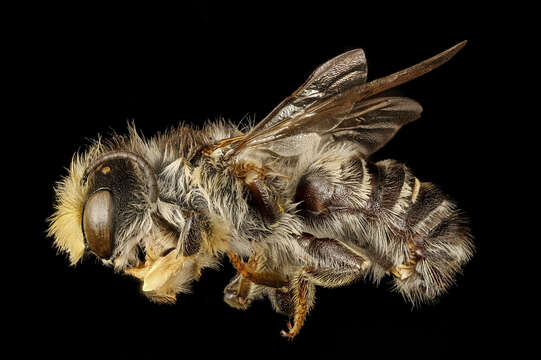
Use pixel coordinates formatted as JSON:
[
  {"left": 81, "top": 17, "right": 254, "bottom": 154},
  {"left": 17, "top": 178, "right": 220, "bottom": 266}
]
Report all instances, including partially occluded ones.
[{"left": 81, "top": 151, "right": 158, "bottom": 204}]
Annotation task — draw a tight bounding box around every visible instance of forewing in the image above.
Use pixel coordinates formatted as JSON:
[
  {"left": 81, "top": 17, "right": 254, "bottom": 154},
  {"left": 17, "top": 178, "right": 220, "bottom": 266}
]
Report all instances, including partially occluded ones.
[
  {"left": 226, "top": 41, "right": 466, "bottom": 159},
  {"left": 243, "top": 48, "right": 367, "bottom": 139}
]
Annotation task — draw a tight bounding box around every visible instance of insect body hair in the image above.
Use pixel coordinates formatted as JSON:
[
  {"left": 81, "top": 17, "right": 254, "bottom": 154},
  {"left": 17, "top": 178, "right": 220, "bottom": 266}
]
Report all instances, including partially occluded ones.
[
  {"left": 288, "top": 143, "right": 474, "bottom": 305},
  {"left": 48, "top": 43, "right": 472, "bottom": 338}
]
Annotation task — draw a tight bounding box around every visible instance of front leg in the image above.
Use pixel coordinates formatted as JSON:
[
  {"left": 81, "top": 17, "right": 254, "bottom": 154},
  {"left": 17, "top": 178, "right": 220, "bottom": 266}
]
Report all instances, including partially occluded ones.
[{"left": 124, "top": 211, "right": 207, "bottom": 303}]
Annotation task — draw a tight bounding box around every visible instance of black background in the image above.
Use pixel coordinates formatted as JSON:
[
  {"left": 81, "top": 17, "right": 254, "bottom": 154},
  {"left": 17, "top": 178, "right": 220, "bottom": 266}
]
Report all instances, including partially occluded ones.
[{"left": 12, "top": 2, "right": 520, "bottom": 358}]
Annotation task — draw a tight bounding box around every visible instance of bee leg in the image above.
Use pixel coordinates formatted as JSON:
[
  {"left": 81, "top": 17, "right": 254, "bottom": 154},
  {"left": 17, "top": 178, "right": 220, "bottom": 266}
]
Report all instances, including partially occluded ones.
[
  {"left": 280, "top": 234, "right": 370, "bottom": 339},
  {"left": 280, "top": 270, "right": 314, "bottom": 339},
  {"left": 223, "top": 254, "right": 262, "bottom": 310},
  {"left": 224, "top": 273, "right": 254, "bottom": 310},
  {"left": 266, "top": 286, "right": 294, "bottom": 316},
  {"left": 244, "top": 174, "right": 283, "bottom": 224},
  {"left": 298, "top": 233, "right": 370, "bottom": 287},
  {"left": 227, "top": 251, "right": 288, "bottom": 289},
  {"left": 177, "top": 211, "right": 209, "bottom": 257}
]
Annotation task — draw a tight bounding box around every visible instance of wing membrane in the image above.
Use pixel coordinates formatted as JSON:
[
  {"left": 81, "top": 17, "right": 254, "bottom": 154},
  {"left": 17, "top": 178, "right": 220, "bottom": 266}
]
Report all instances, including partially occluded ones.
[
  {"left": 222, "top": 41, "right": 466, "bottom": 160},
  {"left": 243, "top": 97, "right": 422, "bottom": 157},
  {"left": 241, "top": 49, "right": 368, "bottom": 142}
]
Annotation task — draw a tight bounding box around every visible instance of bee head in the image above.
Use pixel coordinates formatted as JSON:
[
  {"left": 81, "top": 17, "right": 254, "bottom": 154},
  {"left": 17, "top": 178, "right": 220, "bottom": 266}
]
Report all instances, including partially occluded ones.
[
  {"left": 80, "top": 151, "right": 158, "bottom": 259},
  {"left": 48, "top": 149, "right": 159, "bottom": 266},
  {"left": 48, "top": 145, "right": 220, "bottom": 303}
]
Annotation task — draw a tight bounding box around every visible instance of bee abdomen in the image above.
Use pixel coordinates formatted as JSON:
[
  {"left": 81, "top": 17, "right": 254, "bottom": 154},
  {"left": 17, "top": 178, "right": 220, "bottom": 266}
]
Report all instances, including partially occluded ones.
[
  {"left": 295, "top": 156, "right": 474, "bottom": 305},
  {"left": 361, "top": 159, "right": 474, "bottom": 304},
  {"left": 396, "top": 187, "right": 473, "bottom": 304}
]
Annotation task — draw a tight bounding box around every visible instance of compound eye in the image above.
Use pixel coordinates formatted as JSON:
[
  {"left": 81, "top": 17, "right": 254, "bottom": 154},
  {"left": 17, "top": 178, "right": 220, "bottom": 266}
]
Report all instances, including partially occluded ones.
[{"left": 83, "top": 189, "right": 114, "bottom": 259}]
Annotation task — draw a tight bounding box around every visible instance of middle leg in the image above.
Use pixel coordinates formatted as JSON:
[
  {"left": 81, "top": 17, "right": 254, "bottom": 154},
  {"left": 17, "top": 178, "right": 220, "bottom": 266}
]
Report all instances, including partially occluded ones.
[
  {"left": 224, "top": 251, "right": 290, "bottom": 312},
  {"left": 227, "top": 250, "right": 289, "bottom": 289}
]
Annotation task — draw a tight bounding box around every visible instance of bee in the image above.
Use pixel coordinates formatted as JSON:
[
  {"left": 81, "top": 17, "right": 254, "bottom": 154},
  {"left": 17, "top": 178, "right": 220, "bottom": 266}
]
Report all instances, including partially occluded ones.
[{"left": 48, "top": 41, "right": 474, "bottom": 338}]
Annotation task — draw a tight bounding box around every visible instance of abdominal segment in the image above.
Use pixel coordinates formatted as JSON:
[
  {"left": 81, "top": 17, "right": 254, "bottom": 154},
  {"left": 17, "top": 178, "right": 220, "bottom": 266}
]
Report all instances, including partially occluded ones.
[{"left": 294, "top": 154, "right": 474, "bottom": 304}]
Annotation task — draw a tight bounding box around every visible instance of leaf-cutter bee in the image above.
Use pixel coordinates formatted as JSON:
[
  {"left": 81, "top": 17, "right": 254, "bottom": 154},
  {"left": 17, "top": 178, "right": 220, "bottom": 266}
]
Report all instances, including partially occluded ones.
[{"left": 48, "top": 41, "right": 473, "bottom": 338}]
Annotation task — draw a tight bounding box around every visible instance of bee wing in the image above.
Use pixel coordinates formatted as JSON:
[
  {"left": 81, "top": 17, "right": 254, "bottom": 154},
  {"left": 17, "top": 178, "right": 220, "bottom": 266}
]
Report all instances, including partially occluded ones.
[
  {"left": 249, "top": 48, "right": 368, "bottom": 134},
  {"left": 224, "top": 41, "right": 466, "bottom": 159},
  {"left": 238, "top": 96, "right": 423, "bottom": 158},
  {"left": 314, "top": 96, "right": 423, "bottom": 157}
]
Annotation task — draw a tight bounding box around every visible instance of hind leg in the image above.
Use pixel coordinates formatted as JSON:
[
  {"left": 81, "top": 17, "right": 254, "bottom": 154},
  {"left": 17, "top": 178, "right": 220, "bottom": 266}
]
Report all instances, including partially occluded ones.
[{"left": 280, "top": 233, "right": 371, "bottom": 339}]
